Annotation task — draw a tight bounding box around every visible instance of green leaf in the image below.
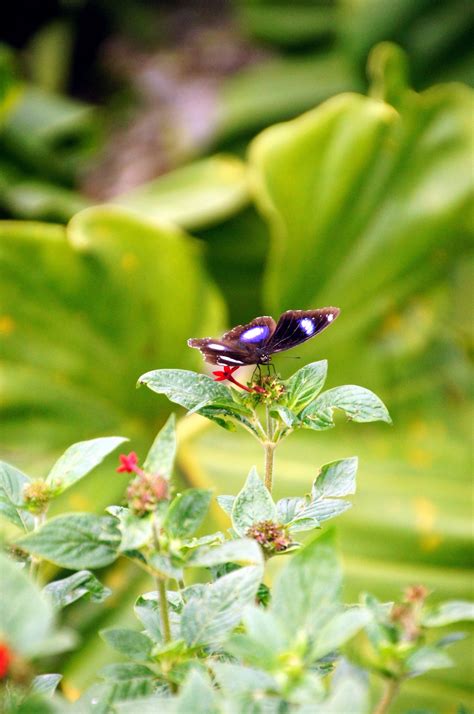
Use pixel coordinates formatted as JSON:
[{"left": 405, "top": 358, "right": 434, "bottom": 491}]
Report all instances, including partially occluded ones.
[
  {"left": 164, "top": 489, "right": 212, "bottom": 539},
  {"left": 290, "top": 498, "right": 351, "bottom": 528},
  {"left": 216, "top": 494, "right": 235, "bottom": 516},
  {"left": 147, "top": 553, "right": 183, "bottom": 581},
  {"left": 0, "top": 208, "right": 225, "bottom": 512},
  {"left": 422, "top": 601, "right": 474, "bottom": 627},
  {"left": 284, "top": 360, "right": 328, "bottom": 413},
  {"left": 115, "top": 699, "right": 174, "bottom": 714},
  {"left": 269, "top": 405, "right": 300, "bottom": 428},
  {"left": 31, "top": 674, "right": 62, "bottom": 697},
  {"left": 302, "top": 386, "right": 391, "bottom": 427},
  {"left": 212, "top": 662, "right": 276, "bottom": 698},
  {"left": 113, "top": 154, "right": 249, "bottom": 231},
  {"left": 46, "top": 436, "right": 127, "bottom": 493},
  {"left": 276, "top": 496, "right": 306, "bottom": 524},
  {"left": 181, "top": 565, "right": 263, "bottom": 647},
  {"left": 100, "top": 663, "right": 155, "bottom": 681},
  {"left": 18, "top": 513, "right": 121, "bottom": 569},
  {"left": 318, "top": 662, "right": 369, "bottom": 714},
  {"left": 175, "top": 669, "right": 219, "bottom": 714},
  {"left": 100, "top": 628, "right": 153, "bottom": 661},
  {"left": 188, "top": 538, "right": 264, "bottom": 568},
  {"left": 272, "top": 531, "right": 341, "bottom": 640},
  {"left": 312, "top": 457, "right": 358, "bottom": 498},
  {"left": 107, "top": 506, "right": 153, "bottom": 551},
  {"left": 138, "top": 369, "right": 248, "bottom": 416},
  {"left": 143, "top": 414, "right": 176, "bottom": 479},
  {"left": 0, "top": 461, "right": 33, "bottom": 530},
  {"left": 43, "top": 570, "right": 111, "bottom": 609},
  {"left": 231, "top": 467, "right": 276, "bottom": 537},
  {"left": 0, "top": 551, "right": 55, "bottom": 657},
  {"left": 134, "top": 591, "right": 182, "bottom": 643},
  {"left": 406, "top": 646, "right": 454, "bottom": 676},
  {"left": 311, "top": 607, "right": 371, "bottom": 660}
]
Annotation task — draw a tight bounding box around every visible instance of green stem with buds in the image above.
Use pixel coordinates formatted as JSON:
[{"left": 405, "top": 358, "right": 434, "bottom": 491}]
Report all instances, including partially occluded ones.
[{"left": 373, "top": 678, "right": 400, "bottom": 714}]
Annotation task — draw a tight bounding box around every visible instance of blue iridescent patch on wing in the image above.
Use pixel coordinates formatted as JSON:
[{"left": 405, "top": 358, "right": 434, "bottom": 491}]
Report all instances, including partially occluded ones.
[
  {"left": 299, "top": 317, "right": 315, "bottom": 335},
  {"left": 239, "top": 325, "right": 271, "bottom": 343}
]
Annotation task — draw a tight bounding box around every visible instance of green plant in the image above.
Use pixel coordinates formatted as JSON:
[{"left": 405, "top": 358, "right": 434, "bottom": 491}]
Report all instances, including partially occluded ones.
[{"left": 1, "top": 358, "right": 472, "bottom": 713}]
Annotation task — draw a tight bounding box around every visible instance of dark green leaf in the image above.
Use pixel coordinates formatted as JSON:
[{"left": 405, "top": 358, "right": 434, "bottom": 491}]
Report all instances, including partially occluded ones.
[
  {"left": 46, "top": 436, "right": 127, "bottom": 492},
  {"left": 18, "top": 513, "right": 121, "bottom": 569},
  {"left": 100, "top": 628, "right": 153, "bottom": 661},
  {"left": 44, "top": 570, "right": 111, "bottom": 609},
  {"left": 232, "top": 467, "right": 276, "bottom": 537},
  {"left": 143, "top": 414, "right": 176, "bottom": 479},
  {"left": 164, "top": 489, "right": 212, "bottom": 539}
]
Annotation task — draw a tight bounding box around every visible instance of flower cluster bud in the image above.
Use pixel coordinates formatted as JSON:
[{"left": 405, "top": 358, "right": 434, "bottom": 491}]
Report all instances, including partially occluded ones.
[
  {"left": 250, "top": 375, "right": 286, "bottom": 404},
  {"left": 246, "top": 519, "right": 290, "bottom": 553},
  {"left": 126, "top": 472, "right": 169, "bottom": 517},
  {"left": 22, "top": 480, "right": 53, "bottom": 515}
]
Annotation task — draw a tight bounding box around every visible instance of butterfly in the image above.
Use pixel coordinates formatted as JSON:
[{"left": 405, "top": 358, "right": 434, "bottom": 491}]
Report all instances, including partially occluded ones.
[{"left": 188, "top": 308, "right": 340, "bottom": 367}]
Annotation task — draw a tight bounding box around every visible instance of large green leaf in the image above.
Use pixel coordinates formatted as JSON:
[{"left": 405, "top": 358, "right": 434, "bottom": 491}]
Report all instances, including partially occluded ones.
[
  {"left": 0, "top": 208, "right": 225, "bottom": 509},
  {"left": 112, "top": 155, "right": 249, "bottom": 231},
  {"left": 252, "top": 68, "right": 472, "bottom": 317}
]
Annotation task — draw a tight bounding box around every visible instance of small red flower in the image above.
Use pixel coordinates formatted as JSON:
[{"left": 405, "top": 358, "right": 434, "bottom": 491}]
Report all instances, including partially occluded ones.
[
  {"left": 116, "top": 452, "right": 140, "bottom": 473},
  {"left": 212, "top": 365, "right": 264, "bottom": 394},
  {"left": 0, "top": 643, "right": 11, "bottom": 679},
  {"left": 212, "top": 366, "right": 240, "bottom": 381}
]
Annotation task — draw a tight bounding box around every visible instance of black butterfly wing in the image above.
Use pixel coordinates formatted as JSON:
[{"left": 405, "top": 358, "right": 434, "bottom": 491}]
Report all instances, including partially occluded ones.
[
  {"left": 187, "top": 338, "right": 254, "bottom": 366},
  {"left": 188, "top": 316, "right": 277, "bottom": 366},
  {"left": 265, "top": 308, "right": 340, "bottom": 354},
  {"left": 222, "top": 316, "right": 276, "bottom": 345}
]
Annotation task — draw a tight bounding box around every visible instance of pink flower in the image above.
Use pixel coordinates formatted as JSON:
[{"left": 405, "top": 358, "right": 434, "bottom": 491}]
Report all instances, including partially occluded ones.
[{"left": 116, "top": 452, "right": 140, "bottom": 473}]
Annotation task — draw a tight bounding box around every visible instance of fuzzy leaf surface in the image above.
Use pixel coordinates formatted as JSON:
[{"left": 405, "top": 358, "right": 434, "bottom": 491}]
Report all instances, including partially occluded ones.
[
  {"left": 284, "top": 360, "right": 328, "bottom": 413},
  {"left": 19, "top": 513, "right": 121, "bottom": 569},
  {"left": 44, "top": 570, "right": 111, "bottom": 609},
  {"left": 46, "top": 436, "right": 127, "bottom": 492},
  {"left": 181, "top": 565, "right": 262, "bottom": 647},
  {"left": 164, "top": 489, "right": 212, "bottom": 539},
  {"left": 232, "top": 467, "right": 276, "bottom": 536},
  {"left": 302, "top": 385, "right": 391, "bottom": 427},
  {"left": 0, "top": 461, "right": 33, "bottom": 530},
  {"left": 143, "top": 413, "right": 176, "bottom": 479}
]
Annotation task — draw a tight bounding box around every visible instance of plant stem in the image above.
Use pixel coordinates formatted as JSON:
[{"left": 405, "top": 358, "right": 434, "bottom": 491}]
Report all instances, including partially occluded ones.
[
  {"left": 157, "top": 575, "right": 172, "bottom": 644},
  {"left": 264, "top": 404, "right": 275, "bottom": 492},
  {"left": 30, "top": 512, "right": 46, "bottom": 582},
  {"left": 373, "top": 679, "right": 400, "bottom": 714}
]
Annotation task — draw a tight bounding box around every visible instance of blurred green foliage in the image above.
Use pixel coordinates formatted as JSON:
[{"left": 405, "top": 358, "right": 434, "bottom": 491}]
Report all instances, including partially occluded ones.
[{"left": 0, "top": 0, "right": 473, "bottom": 708}]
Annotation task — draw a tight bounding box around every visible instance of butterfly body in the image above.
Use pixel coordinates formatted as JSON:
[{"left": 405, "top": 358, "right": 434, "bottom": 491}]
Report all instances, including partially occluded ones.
[{"left": 188, "top": 308, "right": 340, "bottom": 367}]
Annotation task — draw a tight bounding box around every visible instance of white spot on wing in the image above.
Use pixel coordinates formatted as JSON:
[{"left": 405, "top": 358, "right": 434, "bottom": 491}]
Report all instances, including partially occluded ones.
[
  {"left": 300, "top": 318, "right": 315, "bottom": 335},
  {"left": 207, "top": 343, "right": 227, "bottom": 351},
  {"left": 220, "top": 356, "right": 244, "bottom": 364},
  {"left": 240, "top": 325, "right": 269, "bottom": 343},
  {"left": 327, "top": 313, "right": 334, "bottom": 322}
]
